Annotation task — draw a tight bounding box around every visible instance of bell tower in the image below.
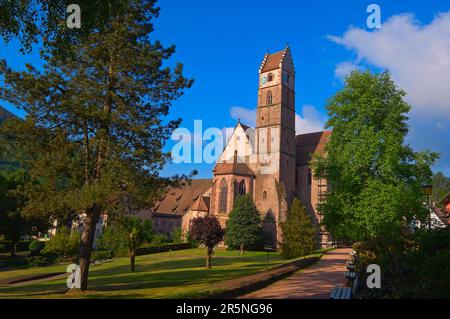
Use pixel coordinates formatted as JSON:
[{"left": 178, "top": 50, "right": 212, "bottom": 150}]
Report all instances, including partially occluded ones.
[{"left": 255, "top": 47, "right": 296, "bottom": 203}]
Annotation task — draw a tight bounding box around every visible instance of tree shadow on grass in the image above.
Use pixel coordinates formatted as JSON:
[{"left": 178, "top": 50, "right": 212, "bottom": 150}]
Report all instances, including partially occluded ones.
[
  {"left": 88, "top": 266, "right": 264, "bottom": 293},
  {"left": 90, "top": 255, "right": 270, "bottom": 279}
]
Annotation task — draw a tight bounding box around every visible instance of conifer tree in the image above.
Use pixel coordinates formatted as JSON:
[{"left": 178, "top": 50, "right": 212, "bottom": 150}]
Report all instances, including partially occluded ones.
[
  {"left": 281, "top": 198, "right": 316, "bottom": 259},
  {"left": 225, "top": 194, "right": 262, "bottom": 254},
  {"left": 0, "top": 1, "right": 192, "bottom": 290}
]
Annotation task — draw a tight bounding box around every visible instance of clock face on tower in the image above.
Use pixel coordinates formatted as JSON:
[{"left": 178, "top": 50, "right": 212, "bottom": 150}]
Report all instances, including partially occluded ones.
[{"left": 260, "top": 76, "right": 267, "bottom": 85}]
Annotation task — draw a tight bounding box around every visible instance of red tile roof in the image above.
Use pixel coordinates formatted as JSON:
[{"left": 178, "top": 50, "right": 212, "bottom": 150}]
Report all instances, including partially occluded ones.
[
  {"left": 260, "top": 50, "right": 285, "bottom": 73},
  {"left": 213, "top": 162, "right": 255, "bottom": 176},
  {"left": 296, "top": 131, "right": 331, "bottom": 165},
  {"left": 152, "top": 179, "right": 212, "bottom": 216},
  {"left": 190, "top": 196, "right": 210, "bottom": 212}
]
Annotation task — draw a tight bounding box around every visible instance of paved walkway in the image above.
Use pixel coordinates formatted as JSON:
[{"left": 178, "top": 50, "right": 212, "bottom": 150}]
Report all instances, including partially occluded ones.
[{"left": 239, "top": 248, "right": 351, "bottom": 299}]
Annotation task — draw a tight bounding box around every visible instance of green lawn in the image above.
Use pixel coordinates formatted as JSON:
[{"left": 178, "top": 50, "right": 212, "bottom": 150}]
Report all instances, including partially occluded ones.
[{"left": 0, "top": 248, "right": 322, "bottom": 299}]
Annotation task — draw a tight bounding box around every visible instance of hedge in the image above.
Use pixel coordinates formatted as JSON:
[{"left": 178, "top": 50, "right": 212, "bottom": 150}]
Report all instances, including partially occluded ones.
[
  {"left": 0, "top": 240, "right": 32, "bottom": 252},
  {"left": 135, "top": 242, "right": 194, "bottom": 256}
]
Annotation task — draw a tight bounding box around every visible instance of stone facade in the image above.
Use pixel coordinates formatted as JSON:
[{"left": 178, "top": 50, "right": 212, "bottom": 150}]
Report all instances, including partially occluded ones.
[{"left": 152, "top": 47, "right": 332, "bottom": 247}]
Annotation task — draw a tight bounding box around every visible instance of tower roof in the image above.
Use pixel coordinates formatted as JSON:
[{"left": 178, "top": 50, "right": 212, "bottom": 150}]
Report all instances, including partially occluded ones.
[{"left": 259, "top": 46, "right": 295, "bottom": 73}]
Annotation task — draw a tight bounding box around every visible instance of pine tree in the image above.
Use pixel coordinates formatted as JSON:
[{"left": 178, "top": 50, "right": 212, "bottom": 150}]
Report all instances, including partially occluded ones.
[
  {"left": 225, "top": 194, "right": 262, "bottom": 254},
  {"left": 281, "top": 198, "right": 316, "bottom": 259},
  {"left": 0, "top": 1, "right": 192, "bottom": 290}
]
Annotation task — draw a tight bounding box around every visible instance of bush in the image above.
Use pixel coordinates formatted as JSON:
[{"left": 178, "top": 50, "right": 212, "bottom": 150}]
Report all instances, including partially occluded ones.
[
  {"left": 0, "top": 240, "right": 31, "bottom": 253},
  {"left": 91, "top": 250, "right": 112, "bottom": 262},
  {"left": 0, "top": 243, "right": 6, "bottom": 253},
  {"left": 135, "top": 242, "right": 193, "bottom": 256},
  {"left": 97, "top": 226, "right": 126, "bottom": 256},
  {"left": 29, "top": 240, "right": 45, "bottom": 256},
  {"left": 25, "top": 255, "right": 48, "bottom": 267},
  {"left": 42, "top": 228, "right": 80, "bottom": 260},
  {"left": 150, "top": 234, "right": 170, "bottom": 245}
]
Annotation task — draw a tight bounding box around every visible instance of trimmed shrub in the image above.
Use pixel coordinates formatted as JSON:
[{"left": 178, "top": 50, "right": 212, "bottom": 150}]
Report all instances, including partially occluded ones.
[
  {"left": 25, "top": 256, "right": 48, "bottom": 267},
  {"left": 0, "top": 243, "right": 6, "bottom": 253},
  {"left": 29, "top": 240, "right": 45, "bottom": 256},
  {"left": 135, "top": 242, "right": 193, "bottom": 256}
]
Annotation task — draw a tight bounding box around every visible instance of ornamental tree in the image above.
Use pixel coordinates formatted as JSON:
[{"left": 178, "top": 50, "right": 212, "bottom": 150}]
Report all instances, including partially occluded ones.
[
  {"left": 225, "top": 194, "right": 262, "bottom": 254},
  {"left": 189, "top": 216, "right": 224, "bottom": 269},
  {"left": 116, "top": 216, "right": 153, "bottom": 272}
]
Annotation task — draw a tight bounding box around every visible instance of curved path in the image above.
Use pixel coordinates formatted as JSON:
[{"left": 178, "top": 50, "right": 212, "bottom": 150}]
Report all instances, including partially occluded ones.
[{"left": 239, "top": 248, "right": 351, "bottom": 299}]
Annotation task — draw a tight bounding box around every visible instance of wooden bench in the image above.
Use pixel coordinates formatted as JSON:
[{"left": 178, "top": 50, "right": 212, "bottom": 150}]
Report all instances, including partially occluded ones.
[
  {"left": 345, "top": 271, "right": 357, "bottom": 280},
  {"left": 346, "top": 260, "right": 356, "bottom": 271},
  {"left": 330, "top": 286, "right": 352, "bottom": 299}
]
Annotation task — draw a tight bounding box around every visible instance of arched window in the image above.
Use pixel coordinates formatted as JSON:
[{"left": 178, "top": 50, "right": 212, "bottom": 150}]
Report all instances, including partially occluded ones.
[
  {"left": 263, "top": 191, "right": 267, "bottom": 199},
  {"left": 219, "top": 179, "right": 228, "bottom": 212},
  {"left": 238, "top": 180, "right": 246, "bottom": 195},
  {"left": 268, "top": 73, "right": 273, "bottom": 82},
  {"left": 266, "top": 91, "right": 272, "bottom": 105}
]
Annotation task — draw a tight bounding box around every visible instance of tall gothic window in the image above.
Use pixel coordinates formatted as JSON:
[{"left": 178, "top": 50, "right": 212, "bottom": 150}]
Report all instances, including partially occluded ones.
[
  {"left": 266, "top": 91, "right": 272, "bottom": 105},
  {"left": 219, "top": 179, "right": 228, "bottom": 212},
  {"left": 238, "top": 180, "right": 246, "bottom": 195}
]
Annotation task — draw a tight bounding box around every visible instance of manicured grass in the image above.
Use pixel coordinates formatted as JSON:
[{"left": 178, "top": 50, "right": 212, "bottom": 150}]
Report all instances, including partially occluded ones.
[{"left": 0, "top": 248, "right": 324, "bottom": 299}]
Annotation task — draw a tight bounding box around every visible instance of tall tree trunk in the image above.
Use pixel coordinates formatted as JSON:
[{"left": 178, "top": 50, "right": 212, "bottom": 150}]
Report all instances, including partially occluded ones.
[
  {"left": 206, "top": 247, "right": 212, "bottom": 269},
  {"left": 240, "top": 243, "right": 244, "bottom": 255},
  {"left": 78, "top": 206, "right": 100, "bottom": 291},
  {"left": 130, "top": 250, "right": 136, "bottom": 272}
]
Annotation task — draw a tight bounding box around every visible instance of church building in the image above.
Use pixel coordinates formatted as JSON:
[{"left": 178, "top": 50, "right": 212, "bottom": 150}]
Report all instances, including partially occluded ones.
[{"left": 148, "top": 47, "right": 331, "bottom": 247}]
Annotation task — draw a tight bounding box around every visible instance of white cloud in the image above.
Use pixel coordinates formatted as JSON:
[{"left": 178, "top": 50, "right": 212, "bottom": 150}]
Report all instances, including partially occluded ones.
[
  {"left": 295, "top": 105, "right": 326, "bottom": 135},
  {"left": 329, "top": 11, "right": 450, "bottom": 174},
  {"left": 329, "top": 12, "right": 450, "bottom": 119},
  {"left": 229, "top": 106, "right": 256, "bottom": 127},
  {"left": 334, "top": 61, "right": 361, "bottom": 81},
  {"left": 230, "top": 105, "right": 326, "bottom": 135}
]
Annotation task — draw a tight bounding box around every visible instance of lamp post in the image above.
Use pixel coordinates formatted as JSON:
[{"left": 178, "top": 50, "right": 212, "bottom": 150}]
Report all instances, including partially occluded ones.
[
  {"left": 264, "top": 246, "right": 275, "bottom": 271},
  {"left": 422, "top": 185, "right": 433, "bottom": 229}
]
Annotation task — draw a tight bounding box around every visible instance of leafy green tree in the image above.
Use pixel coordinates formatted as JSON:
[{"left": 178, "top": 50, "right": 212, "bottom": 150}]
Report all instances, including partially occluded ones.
[
  {"left": 189, "top": 216, "right": 224, "bottom": 269},
  {"left": 0, "top": 0, "right": 147, "bottom": 56},
  {"left": 313, "top": 71, "right": 438, "bottom": 241},
  {"left": 225, "top": 194, "right": 262, "bottom": 254},
  {"left": 432, "top": 172, "right": 450, "bottom": 205},
  {"left": 98, "top": 217, "right": 153, "bottom": 271},
  {"left": 42, "top": 227, "right": 80, "bottom": 261},
  {"left": 171, "top": 227, "right": 182, "bottom": 243},
  {"left": 0, "top": 1, "right": 192, "bottom": 290},
  {"left": 97, "top": 226, "right": 127, "bottom": 257},
  {"left": 120, "top": 216, "right": 153, "bottom": 272},
  {"left": 280, "top": 198, "right": 316, "bottom": 259},
  {"left": 0, "top": 170, "right": 49, "bottom": 255}
]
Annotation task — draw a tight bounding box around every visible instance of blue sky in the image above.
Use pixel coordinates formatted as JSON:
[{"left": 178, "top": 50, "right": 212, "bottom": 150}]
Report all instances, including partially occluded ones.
[{"left": 1, "top": 0, "right": 449, "bottom": 178}]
